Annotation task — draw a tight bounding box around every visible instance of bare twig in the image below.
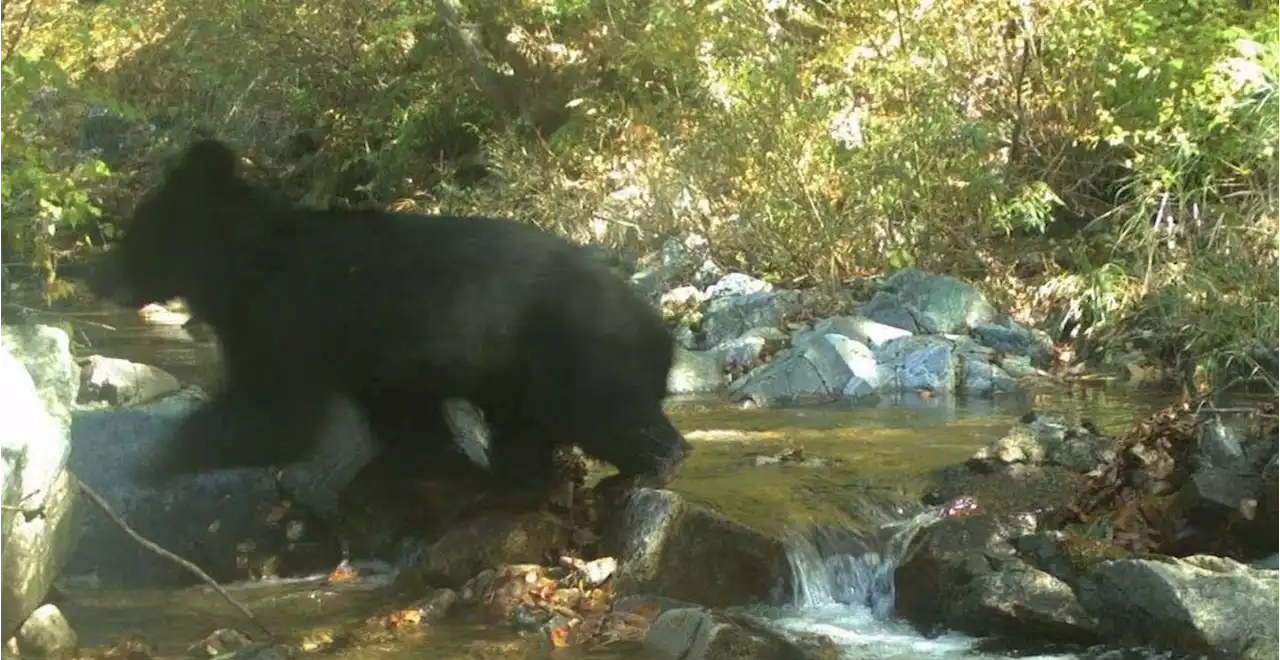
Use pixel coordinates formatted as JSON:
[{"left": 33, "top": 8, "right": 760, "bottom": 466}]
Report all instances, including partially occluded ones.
[{"left": 72, "top": 475, "right": 275, "bottom": 640}]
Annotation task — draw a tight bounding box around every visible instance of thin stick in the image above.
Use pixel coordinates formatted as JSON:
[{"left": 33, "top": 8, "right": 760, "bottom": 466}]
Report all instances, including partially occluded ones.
[{"left": 72, "top": 475, "right": 275, "bottom": 640}]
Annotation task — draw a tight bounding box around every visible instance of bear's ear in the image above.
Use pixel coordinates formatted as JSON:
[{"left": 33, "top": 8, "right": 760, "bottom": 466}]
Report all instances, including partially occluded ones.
[{"left": 172, "top": 139, "right": 239, "bottom": 184}]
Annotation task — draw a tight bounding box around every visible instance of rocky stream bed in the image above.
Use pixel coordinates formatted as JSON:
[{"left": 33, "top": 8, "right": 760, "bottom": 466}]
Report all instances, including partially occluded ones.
[{"left": 2, "top": 242, "right": 1276, "bottom": 660}]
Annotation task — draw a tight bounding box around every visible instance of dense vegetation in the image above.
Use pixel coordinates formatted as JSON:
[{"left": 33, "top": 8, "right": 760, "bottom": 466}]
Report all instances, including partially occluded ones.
[{"left": 2, "top": 0, "right": 1276, "bottom": 387}]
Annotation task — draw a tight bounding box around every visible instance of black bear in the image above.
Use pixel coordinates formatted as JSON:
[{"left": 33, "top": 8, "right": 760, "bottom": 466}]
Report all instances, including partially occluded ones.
[{"left": 90, "top": 138, "right": 689, "bottom": 504}]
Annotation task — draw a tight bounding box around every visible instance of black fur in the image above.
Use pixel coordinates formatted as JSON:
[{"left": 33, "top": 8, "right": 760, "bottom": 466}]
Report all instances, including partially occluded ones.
[{"left": 92, "top": 139, "right": 689, "bottom": 502}]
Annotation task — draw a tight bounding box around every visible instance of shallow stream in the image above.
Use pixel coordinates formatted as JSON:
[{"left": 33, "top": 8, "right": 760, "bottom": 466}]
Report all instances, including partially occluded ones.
[{"left": 15, "top": 299, "right": 1183, "bottom": 659}]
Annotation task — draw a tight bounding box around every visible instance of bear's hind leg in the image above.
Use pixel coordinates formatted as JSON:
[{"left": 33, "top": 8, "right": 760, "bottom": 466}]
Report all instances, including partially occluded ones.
[{"left": 136, "top": 383, "right": 333, "bottom": 484}]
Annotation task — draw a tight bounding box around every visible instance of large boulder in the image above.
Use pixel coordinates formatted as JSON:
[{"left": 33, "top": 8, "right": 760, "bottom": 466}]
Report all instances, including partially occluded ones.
[
  {"left": 1077, "top": 554, "right": 1279, "bottom": 660},
  {"left": 77, "top": 355, "right": 182, "bottom": 407},
  {"left": 65, "top": 389, "right": 340, "bottom": 586},
  {"left": 0, "top": 341, "right": 81, "bottom": 640},
  {"left": 606, "top": 489, "right": 791, "bottom": 608},
  {"left": 1, "top": 324, "right": 80, "bottom": 425},
  {"left": 857, "top": 268, "right": 998, "bottom": 335}
]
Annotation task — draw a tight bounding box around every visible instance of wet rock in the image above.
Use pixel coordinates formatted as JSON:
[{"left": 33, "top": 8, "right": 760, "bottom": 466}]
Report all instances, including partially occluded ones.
[
  {"left": 699, "top": 290, "right": 803, "bottom": 350},
  {"left": 728, "top": 335, "right": 852, "bottom": 407},
  {"left": 968, "top": 413, "right": 1113, "bottom": 474},
  {"left": 1, "top": 325, "right": 81, "bottom": 423},
  {"left": 971, "top": 320, "right": 1054, "bottom": 367},
  {"left": 857, "top": 268, "right": 998, "bottom": 335},
  {"left": 66, "top": 389, "right": 338, "bottom": 586},
  {"left": 608, "top": 489, "right": 790, "bottom": 607},
  {"left": 418, "top": 587, "right": 459, "bottom": 623},
  {"left": 894, "top": 513, "right": 1100, "bottom": 645},
  {"left": 643, "top": 607, "right": 837, "bottom": 660},
  {"left": 668, "top": 347, "right": 726, "bottom": 395},
  {"left": 1, "top": 345, "right": 80, "bottom": 640},
  {"left": 401, "top": 511, "right": 573, "bottom": 588},
  {"left": 77, "top": 355, "right": 182, "bottom": 407},
  {"left": 751, "top": 447, "right": 833, "bottom": 469},
  {"left": 1078, "top": 555, "right": 1278, "bottom": 660},
  {"left": 13, "top": 604, "right": 78, "bottom": 658},
  {"left": 187, "top": 628, "right": 254, "bottom": 657}
]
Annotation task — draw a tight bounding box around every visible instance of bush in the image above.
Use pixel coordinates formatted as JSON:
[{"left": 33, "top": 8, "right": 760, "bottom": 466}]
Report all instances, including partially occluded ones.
[{"left": 2, "top": 0, "right": 1275, "bottom": 383}]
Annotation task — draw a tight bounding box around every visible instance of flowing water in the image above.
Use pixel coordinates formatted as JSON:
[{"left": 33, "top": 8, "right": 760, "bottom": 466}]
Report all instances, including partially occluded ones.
[{"left": 11, "top": 298, "right": 1185, "bottom": 659}]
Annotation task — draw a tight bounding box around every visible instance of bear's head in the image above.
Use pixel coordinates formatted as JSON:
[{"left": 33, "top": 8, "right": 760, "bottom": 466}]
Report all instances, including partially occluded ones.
[{"left": 91, "top": 139, "right": 251, "bottom": 310}]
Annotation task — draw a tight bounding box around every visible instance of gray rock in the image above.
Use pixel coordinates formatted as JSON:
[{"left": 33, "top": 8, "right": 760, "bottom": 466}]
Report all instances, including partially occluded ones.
[
  {"left": 895, "top": 513, "right": 1100, "bottom": 645},
  {"left": 805, "top": 315, "right": 913, "bottom": 349},
  {"left": 875, "top": 335, "right": 959, "bottom": 393},
  {"left": 1197, "top": 420, "right": 1247, "bottom": 470},
  {"left": 668, "top": 347, "right": 726, "bottom": 395},
  {"left": 960, "top": 354, "right": 1019, "bottom": 396},
  {"left": 609, "top": 489, "right": 790, "bottom": 608},
  {"left": 65, "top": 389, "right": 336, "bottom": 586},
  {"left": 704, "top": 273, "right": 772, "bottom": 301},
  {"left": 631, "top": 234, "right": 714, "bottom": 299},
  {"left": 971, "top": 320, "right": 1055, "bottom": 367},
  {"left": 1, "top": 325, "right": 79, "bottom": 427},
  {"left": 1081, "top": 555, "right": 1279, "bottom": 660},
  {"left": 969, "top": 413, "right": 1113, "bottom": 474},
  {"left": 712, "top": 328, "right": 781, "bottom": 370},
  {"left": 858, "top": 268, "right": 998, "bottom": 335},
  {"left": 13, "top": 604, "right": 78, "bottom": 657},
  {"left": 700, "top": 291, "right": 803, "bottom": 350},
  {"left": 998, "top": 354, "right": 1043, "bottom": 379},
  {"left": 0, "top": 348, "right": 80, "bottom": 640},
  {"left": 673, "top": 325, "right": 697, "bottom": 350},
  {"left": 1176, "top": 465, "right": 1260, "bottom": 513},
  {"left": 643, "top": 607, "right": 831, "bottom": 660},
  {"left": 824, "top": 334, "right": 880, "bottom": 399},
  {"left": 77, "top": 355, "right": 182, "bottom": 407},
  {"left": 728, "top": 335, "right": 852, "bottom": 407}
]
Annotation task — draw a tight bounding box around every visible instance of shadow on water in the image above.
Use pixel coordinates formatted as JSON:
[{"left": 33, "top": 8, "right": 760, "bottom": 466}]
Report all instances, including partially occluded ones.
[{"left": 16, "top": 296, "right": 1185, "bottom": 659}]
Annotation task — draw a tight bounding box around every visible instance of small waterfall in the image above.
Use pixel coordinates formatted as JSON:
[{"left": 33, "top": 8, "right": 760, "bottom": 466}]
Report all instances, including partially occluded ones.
[
  {"left": 783, "top": 504, "right": 943, "bottom": 619},
  {"left": 757, "top": 501, "right": 1171, "bottom": 660}
]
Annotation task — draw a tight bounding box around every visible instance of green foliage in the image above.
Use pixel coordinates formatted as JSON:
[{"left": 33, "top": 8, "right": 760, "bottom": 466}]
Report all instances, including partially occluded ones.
[
  {"left": 2, "top": 0, "right": 1275, "bottom": 376},
  {"left": 1, "top": 48, "right": 112, "bottom": 297}
]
